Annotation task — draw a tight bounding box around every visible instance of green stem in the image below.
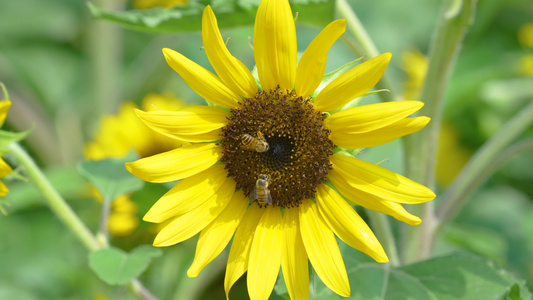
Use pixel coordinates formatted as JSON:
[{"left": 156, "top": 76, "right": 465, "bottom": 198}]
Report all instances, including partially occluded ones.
[
  {"left": 98, "top": 196, "right": 111, "bottom": 247},
  {"left": 437, "top": 102, "right": 533, "bottom": 223},
  {"left": 335, "top": 0, "right": 398, "bottom": 102},
  {"left": 402, "top": 0, "right": 477, "bottom": 263},
  {"left": 9, "top": 143, "right": 157, "bottom": 300},
  {"left": 9, "top": 143, "right": 100, "bottom": 251},
  {"left": 366, "top": 210, "right": 400, "bottom": 267},
  {"left": 88, "top": 0, "right": 123, "bottom": 115},
  {"left": 131, "top": 279, "right": 158, "bottom": 300}
]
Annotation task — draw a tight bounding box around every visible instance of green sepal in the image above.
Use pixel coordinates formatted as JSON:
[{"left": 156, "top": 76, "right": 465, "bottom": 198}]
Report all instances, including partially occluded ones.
[
  {"left": 0, "top": 82, "right": 10, "bottom": 101},
  {"left": 328, "top": 89, "right": 391, "bottom": 115},
  {"left": 311, "top": 56, "right": 366, "bottom": 98},
  {"left": 5, "top": 167, "right": 28, "bottom": 182},
  {"left": 0, "top": 127, "right": 33, "bottom": 148},
  {"left": 332, "top": 147, "right": 363, "bottom": 157}
]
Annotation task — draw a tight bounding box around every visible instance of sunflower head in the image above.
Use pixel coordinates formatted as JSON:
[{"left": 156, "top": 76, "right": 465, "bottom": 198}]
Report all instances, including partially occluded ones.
[
  {"left": 220, "top": 87, "right": 334, "bottom": 208},
  {"left": 126, "top": 1, "right": 436, "bottom": 299}
]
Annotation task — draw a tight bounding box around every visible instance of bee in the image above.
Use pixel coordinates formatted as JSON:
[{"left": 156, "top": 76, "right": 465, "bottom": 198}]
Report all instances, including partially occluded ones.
[
  {"left": 251, "top": 174, "right": 272, "bottom": 206},
  {"left": 241, "top": 131, "right": 269, "bottom": 152}
]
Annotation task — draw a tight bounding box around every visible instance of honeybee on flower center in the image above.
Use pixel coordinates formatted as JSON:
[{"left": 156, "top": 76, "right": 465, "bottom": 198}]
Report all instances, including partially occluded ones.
[
  {"left": 241, "top": 131, "right": 269, "bottom": 153},
  {"left": 251, "top": 174, "right": 272, "bottom": 206}
]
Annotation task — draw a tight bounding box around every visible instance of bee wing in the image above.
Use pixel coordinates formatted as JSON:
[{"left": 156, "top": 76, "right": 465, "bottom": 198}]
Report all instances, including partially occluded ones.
[
  {"left": 249, "top": 187, "right": 257, "bottom": 204},
  {"left": 266, "top": 193, "right": 272, "bottom": 205}
]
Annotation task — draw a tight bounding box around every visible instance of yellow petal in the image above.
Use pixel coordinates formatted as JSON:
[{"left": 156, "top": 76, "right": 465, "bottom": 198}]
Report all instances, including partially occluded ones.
[
  {"left": 299, "top": 198, "right": 350, "bottom": 297},
  {"left": 125, "top": 143, "right": 221, "bottom": 183},
  {"left": 314, "top": 53, "right": 392, "bottom": 112},
  {"left": 247, "top": 205, "right": 283, "bottom": 300},
  {"left": 202, "top": 6, "right": 257, "bottom": 98},
  {"left": 329, "top": 116, "right": 430, "bottom": 149},
  {"left": 163, "top": 48, "right": 241, "bottom": 108},
  {"left": 143, "top": 165, "right": 229, "bottom": 223},
  {"left": 225, "top": 204, "right": 263, "bottom": 299},
  {"left": 0, "top": 158, "right": 12, "bottom": 178},
  {"left": 253, "top": 0, "right": 297, "bottom": 92},
  {"left": 188, "top": 190, "right": 249, "bottom": 277},
  {"left": 329, "top": 169, "right": 422, "bottom": 225},
  {"left": 295, "top": 19, "right": 347, "bottom": 97},
  {"left": 0, "top": 100, "right": 11, "bottom": 126},
  {"left": 330, "top": 154, "right": 435, "bottom": 204},
  {"left": 0, "top": 181, "right": 9, "bottom": 197},
  {"left": 135, "top": 106, "right": 230, "bottom": 143},
  {"left": 152, "top": 176, "right": 236, "bottom": 247},
  {"left": 281, "top": 207, "right": 309, "bottom": 300},
  {"left": 317, "top": 184, "right": 388, "bottom": 262},
  {"left": 325, "top": 100, "right": 424, "bottom": 133}
]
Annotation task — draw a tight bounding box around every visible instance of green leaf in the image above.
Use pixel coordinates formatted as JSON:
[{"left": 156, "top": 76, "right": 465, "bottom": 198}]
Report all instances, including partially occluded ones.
[
  {"left": 89, "top": 245, "right": 163, "bottom": 285},
  {"left": 309, "top": 245, "right": 532, "bottom": 300},
  {"left": 78, "top": 152, "right": 144, "bottom": 201},
  {"left": 442, "top": 223, "right": 507, "bottom": 264},
  {"left": 88, "top": 0, "right": 335, "bottom": 33},
  {"left": 0, "top": 128, "right": 32, "bottom": 148}
]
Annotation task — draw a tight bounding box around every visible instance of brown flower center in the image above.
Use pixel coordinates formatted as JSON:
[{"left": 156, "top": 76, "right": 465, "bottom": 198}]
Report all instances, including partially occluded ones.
[{"left": 220, "top": 87, "right": 335, "bottom": 208}]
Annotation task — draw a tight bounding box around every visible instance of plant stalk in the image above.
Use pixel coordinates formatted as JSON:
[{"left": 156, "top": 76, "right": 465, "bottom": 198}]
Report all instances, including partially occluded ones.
[
  {"left": 9, "top": 143, "right": 100, "bottom": 251},
  {"left": 437, "top": 101, "right": 533, "bottom": 223},
  {"left": 402, "top": 0, "right": 477, "bottom": 263},
  {"left": 88, "top": 0, "right": 123, "bottom": 115},
  {"left": 9, "top": 142, "right": 157, "bottom": 300},
  {"left": 336, "top": 0, "right": 398, "bottom": 102}
]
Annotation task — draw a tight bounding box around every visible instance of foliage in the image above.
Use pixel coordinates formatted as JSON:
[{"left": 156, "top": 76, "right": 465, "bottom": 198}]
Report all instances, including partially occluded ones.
[
  {"left": 89, "top": 245, "right": 162, "bottom": 285},
  {"left": 78, "top": 152, "right": 144, "bottom": 201},
  {"left": 88, "top": 0, "right": 336, "bottom": 32}
]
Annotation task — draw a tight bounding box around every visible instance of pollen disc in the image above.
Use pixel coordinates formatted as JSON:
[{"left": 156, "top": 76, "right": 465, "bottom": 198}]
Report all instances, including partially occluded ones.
[{"left": 220, "top": 87, "right": 335, "bottom": 208}]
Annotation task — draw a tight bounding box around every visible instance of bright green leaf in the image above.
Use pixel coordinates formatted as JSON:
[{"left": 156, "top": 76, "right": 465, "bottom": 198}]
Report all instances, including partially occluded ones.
[
  {"left": 308, "top": 244, "right": 531, "bottom": 300},
  {"left": 88, "top": 0, "right": 335, "bottom": 33},
  {"left": 89, "top": 245, "right": 163, "bottom": 285},
  {"left": 442, "top": 223, "right": 507, "bottom": 264},
  {"left": 78, "top": 152, "right": 143, "bottom": 201}
]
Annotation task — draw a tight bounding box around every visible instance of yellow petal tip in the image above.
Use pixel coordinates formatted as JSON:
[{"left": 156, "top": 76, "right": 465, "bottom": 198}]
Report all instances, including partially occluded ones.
[
  {"left": 376, "top": 254, "right": 389, "bottom": 263},
  {"left": 124, "top": 162, "right": 134, "bottom": 174},
  {"left": 142, "top": 210, "right": 161, "bottom": 223},
  {"left": 409, "top": 217, "right": 422, "bottom": 226},
  {"left": 187, "top": 268, "right": 199, "bottom": 278}
]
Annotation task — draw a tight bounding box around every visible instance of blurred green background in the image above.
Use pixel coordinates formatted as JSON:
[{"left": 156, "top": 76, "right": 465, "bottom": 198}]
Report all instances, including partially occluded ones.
[{"left": 1, "top": 0, "right": 532, "bottom": 299}]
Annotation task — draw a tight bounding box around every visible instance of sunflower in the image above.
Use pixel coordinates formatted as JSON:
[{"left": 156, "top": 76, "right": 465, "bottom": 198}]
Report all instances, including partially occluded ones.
[
  {"left": 85, "top": 93, "right": 187, "bottom": 236},
  {"left": 133, "top": 0, "right": 188, "bottom": 10},
  {"left": 0, "top": 99, "right": 12, "bottom": 197},
  {"left": 126, "top": 1, "right": 435, "bottom": 299}
]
